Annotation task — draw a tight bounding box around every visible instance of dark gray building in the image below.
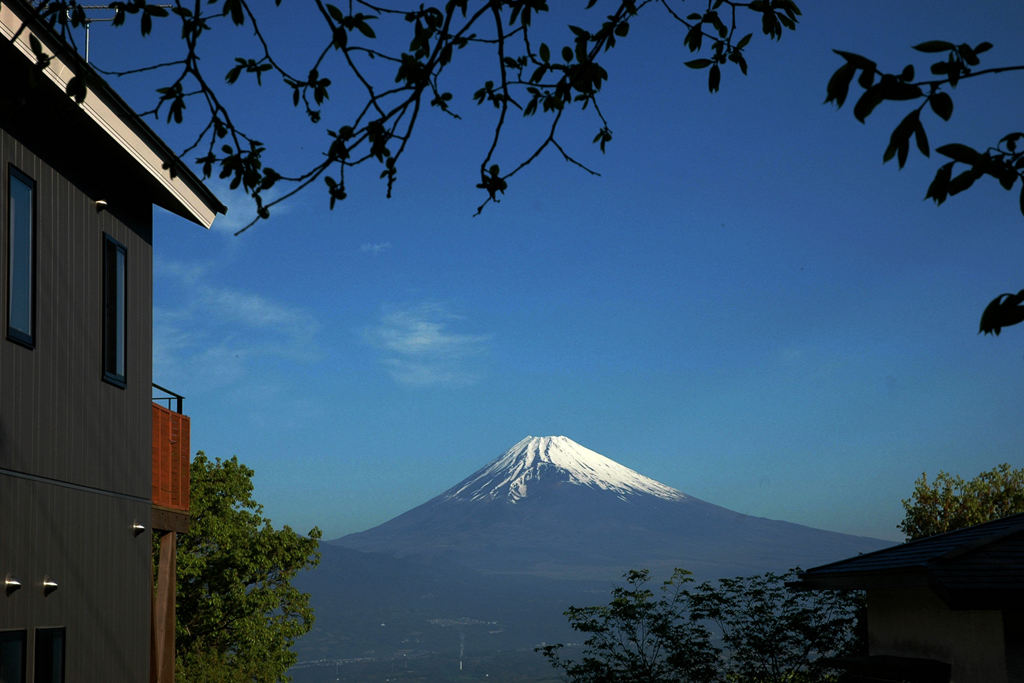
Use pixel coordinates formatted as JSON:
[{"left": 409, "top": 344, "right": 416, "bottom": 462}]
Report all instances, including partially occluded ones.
[{"left": 0, "top": 2, "right": 222, "bottom": 680}]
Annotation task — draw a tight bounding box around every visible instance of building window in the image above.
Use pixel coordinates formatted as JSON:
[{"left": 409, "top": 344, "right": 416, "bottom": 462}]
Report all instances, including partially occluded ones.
[
  {"left": 33, "top": 628, "right": 64, "bottom": 683},
  {"left": 102, "top": 235, "right": 127, "bottom": 387},
  {"left": 7, "top": 166, "right": 35, "bottom": 348},
  {"left": 0, "top": 629, "right": 27, "bottom": 683}
]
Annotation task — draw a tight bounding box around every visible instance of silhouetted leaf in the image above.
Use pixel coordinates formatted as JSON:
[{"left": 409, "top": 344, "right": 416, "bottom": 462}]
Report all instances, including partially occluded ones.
[
  {"left": 684, "top": 23, "right": 702, "bottom": 52},
  {"left": 937, "top": 143, "right": 980, "bottom": 164},
  {"left": 66, "top": 76, "right": 87, "bottom": 104},
  {"left": 857, "top": 67, "right": 874, "bottom": 89},
  {"left": 947, "top": 57, "right": 962, "bottom": 87},
  {"left": 330, "top": 26, "right": 347, "bottom": 48},
  {"left": 913, "top": 40, "right": 955, "bottom": 53},
  {"left": 1000, "top": 133, "right": 1022, "bottom": 153},
  {"left": 833, "top": 50, "right": 874, "bottom": 71},
  {"left": 824, "top": 63, "right": 855, "bottom": 107},
  {"left": 883, "top": 134, "right": 902, "bottom": 164},
  {"left": 883, "top": 111, "right": 917, "bottom": 167},
  {"left": 853, "top": 85, "right": 884, "bottom": 123},
  {"left": 979, "top": 292, "right": 1024, "bottom": 335},
  {"left": 226, "top": 60, "right": 244, "bottom": 84},
  {"left": 353, "top": 17, "right": 376, "bottom": 38},
  {"left": 947, "top": 166, "right": 982, "bottom": 195},
  {"left": 913, "top": 120, "right": 929, "bottom": 157},
  {"left": 880, "top": 79, "right": 922, "bottom": 101},
  {"left": 997, "top": 166, "right": 1017, "bottom": 190},
  {"left": 732, "top": 52, "right": 748, "bottom": 75},
  {"left": 930, "top": 92, "right": 953, "bottom": 120},
  {"left": 326, "top": 3, "right": 344, "bottom": 22},
  {"left": 222, "top": 0, "right": 245, "bottom": 25},
  {"left": 957, "top": 43, "right": 979, "bottom": 66},
  {"left": 926, "top": 161, "right": 954, "bottom": 204},
  {"left": 685, "top": 59, "right": 712, "bottom": 69},
  {"left": 29, "top": 33, "right": 42, "bottom": 56},
  {"left": 708, "top": 64, "right": 721, "bottom": 92}
]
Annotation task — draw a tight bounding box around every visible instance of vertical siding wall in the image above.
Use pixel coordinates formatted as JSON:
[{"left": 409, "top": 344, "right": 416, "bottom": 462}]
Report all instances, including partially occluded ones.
[
  {"left": 0, "top": 128, "right": 153, "bottom": 496},
  {"left": 0, "top": 127, "right": 154, "bottom": 680},
  {"left": 0, "top": 476, "right": 151, "bottom": 680}
]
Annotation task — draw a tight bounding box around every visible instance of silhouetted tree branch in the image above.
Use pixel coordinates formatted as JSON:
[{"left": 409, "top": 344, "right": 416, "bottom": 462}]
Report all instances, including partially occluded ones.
[
  {"left": 20, "top": 2, "right": 1024, "bottom": 332},
  {"left": 825, "top": 40, "right": 1024, "bottom": 334},
  {"left": 21, "top": 0, "right": 800, "bottom": 233}
]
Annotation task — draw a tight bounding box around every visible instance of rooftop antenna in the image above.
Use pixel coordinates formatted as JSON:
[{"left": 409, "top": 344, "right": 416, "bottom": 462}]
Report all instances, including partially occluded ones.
[{"left": 73, "top": 4, "right": 172, "bottom": 63}]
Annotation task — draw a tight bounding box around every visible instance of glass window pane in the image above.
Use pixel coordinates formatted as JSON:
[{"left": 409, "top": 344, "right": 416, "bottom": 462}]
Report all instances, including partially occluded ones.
[
  {"left": 103, "top": 236, "right": 127, "bottom": 385},
  {"left": 33, "top": 628, "right": 64, "bottom": 683},
  {"left": 0, "top": 630, "right": 26, "bottom": 683},
  {"left": 115, "top": 248, "right": 125, "bottom": 377},
  {"left": 8, "top": 170, "right": 34, "bottom": 343}
]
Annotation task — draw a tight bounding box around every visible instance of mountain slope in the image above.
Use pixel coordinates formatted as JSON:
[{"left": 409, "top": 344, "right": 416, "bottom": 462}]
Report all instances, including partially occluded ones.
[{"left": 334, "top": 436, "right": 886, "bottom": 579}]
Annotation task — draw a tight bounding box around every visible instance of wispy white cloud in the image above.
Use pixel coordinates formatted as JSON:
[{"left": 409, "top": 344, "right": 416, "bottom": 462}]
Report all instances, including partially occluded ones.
[
  {"left": 360, "top": 242, "right": 392, "bottom": 254},
  {"left": 366, "top": 302, "right": 490, "bottom": 387},
  {"left": 154, "top": 261, "right": 319, "bottom": 391}
]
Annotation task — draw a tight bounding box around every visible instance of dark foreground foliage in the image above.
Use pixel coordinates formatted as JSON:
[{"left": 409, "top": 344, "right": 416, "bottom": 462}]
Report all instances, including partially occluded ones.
[{"left": 539, "top": 567, "right": 862, "bottom": 683}]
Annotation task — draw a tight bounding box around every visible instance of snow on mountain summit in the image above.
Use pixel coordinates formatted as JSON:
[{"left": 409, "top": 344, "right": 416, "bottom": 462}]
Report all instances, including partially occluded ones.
[{"left": 443, "top": 435, "right": 686, "bottom": 504}]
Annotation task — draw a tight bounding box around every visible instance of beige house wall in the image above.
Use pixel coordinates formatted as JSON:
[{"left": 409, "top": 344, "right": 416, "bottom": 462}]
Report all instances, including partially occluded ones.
[{"left": 867, "top": 587, "right": 1007, "bottom": 683}]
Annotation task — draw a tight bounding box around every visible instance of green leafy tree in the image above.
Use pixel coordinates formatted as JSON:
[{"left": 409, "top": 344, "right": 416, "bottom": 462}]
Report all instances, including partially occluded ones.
[
  {"left": 898, "top": 462, "right": 1024, "bottom": 541},
  {"left": 540, "top": 568, "right": 861, "bottom": 683},
  {"left": 538, "top": 568, "right": 720, "bottom": 682},
  {"left": 175, "top": 453, "right": 322, "bottom": 682},
  {"left": 688, "top": 571, "right": 862, "bottom": 683}
]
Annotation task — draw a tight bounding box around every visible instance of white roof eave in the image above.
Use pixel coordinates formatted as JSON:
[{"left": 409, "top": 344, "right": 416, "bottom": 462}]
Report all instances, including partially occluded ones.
[{"left": 0, "top": 2, "right": 221, "bottom": 229}]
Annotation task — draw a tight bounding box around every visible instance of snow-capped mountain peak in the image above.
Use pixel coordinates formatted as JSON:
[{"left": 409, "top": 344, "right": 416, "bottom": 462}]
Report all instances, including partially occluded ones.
[{"left": 443, "top": 435, "right": 686, "bottom": 503}]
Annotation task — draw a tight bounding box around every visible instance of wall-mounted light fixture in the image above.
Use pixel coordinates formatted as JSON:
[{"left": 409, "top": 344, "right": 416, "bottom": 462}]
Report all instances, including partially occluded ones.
[
  {"left": 42, "top": 576, "right": 59, "bottom": 595},
  {"left": 4, "top": 575, "right": 22, "bottom": 595},
  {"left": 94, "top": 199, "right": 108, "bottom": 212},
  {"left": 132, "top": 521, "right": 146, "bottom": 535}
]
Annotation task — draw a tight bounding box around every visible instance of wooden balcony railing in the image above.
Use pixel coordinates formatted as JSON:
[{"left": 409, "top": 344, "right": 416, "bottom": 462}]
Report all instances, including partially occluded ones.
[
  {"left": 151, "top": 386, "right": 190, "bottom": 683},
  {"left": 151, "top": 401, "right": 190, "bottom": 512}
]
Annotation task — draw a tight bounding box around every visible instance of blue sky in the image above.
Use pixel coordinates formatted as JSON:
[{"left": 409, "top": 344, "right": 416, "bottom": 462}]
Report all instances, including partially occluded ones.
[{"left": 85, "top": 2, "right": 1024, "bottom": 543}]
